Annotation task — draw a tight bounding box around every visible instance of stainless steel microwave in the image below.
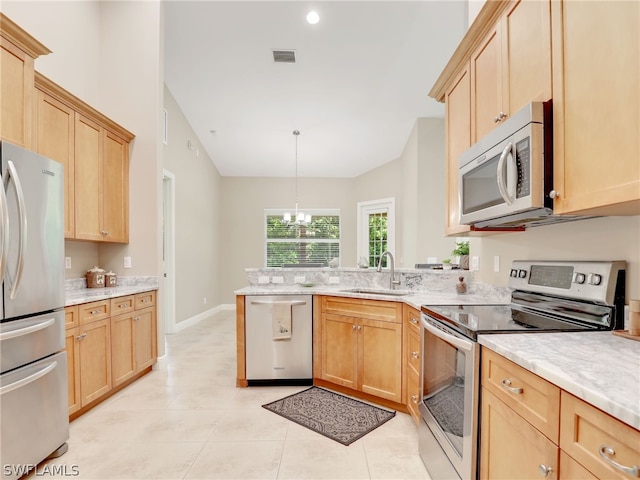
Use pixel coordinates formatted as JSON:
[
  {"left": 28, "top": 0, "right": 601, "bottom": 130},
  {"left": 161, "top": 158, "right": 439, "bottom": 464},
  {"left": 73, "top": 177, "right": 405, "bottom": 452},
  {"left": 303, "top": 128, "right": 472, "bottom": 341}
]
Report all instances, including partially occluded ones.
[{"left": 458, "top": 101, "right": 573, "bottom": 228}]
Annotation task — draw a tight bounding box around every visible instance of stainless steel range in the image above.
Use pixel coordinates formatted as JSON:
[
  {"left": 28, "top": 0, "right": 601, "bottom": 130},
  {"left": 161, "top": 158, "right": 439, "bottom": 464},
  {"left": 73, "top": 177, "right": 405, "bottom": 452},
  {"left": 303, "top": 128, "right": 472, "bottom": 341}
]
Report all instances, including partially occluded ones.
[{"left": 417, "top": 260, "right": 626, "bottom": 480}]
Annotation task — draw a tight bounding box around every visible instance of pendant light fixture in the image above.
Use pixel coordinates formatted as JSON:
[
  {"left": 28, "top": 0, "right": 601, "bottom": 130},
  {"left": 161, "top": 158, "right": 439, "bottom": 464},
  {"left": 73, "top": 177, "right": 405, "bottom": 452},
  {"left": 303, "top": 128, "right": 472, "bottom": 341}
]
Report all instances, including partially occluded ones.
[{"left": 284, "top": 130, "right": 311, "bottom": 225}]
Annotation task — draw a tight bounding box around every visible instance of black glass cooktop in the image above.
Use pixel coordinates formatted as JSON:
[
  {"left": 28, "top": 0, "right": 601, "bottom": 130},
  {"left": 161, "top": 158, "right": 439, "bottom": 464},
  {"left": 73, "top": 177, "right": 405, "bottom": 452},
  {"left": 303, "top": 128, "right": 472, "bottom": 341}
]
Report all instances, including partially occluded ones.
[{"left": 421, "top": 302, "right": 611, "bottom": 341}]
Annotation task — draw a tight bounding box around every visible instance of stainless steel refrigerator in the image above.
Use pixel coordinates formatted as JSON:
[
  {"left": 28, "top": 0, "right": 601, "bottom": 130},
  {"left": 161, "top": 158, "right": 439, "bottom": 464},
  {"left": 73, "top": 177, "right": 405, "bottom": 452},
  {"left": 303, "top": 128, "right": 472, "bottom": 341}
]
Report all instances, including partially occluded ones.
[{"left": 0, "top": 141, "right": 69, "bottom": 479}]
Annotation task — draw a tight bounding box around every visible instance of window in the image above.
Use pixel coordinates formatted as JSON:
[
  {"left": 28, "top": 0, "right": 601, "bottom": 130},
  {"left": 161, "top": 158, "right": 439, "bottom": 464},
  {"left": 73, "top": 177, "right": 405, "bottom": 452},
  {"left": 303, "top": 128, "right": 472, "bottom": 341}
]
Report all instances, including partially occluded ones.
[
  {"left": 265, "top": 209, "right": 341, "bottom": 267},
  {"left": 357, "top": 198, "right": 395, "bottom": 268}
]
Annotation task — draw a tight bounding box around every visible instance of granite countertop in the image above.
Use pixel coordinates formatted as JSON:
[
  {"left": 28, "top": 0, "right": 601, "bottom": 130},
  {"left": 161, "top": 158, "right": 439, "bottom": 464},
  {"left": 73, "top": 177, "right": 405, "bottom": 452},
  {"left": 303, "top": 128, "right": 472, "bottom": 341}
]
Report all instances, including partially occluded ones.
[
  {"left": 479, "top": 332, "right": 640, "bottom": 430},
  {"left": 235, "top": 285, "right": 504, "bottom": 310},
  {"left": 66, "top": 284, "right": 158, "bottom": 307}
]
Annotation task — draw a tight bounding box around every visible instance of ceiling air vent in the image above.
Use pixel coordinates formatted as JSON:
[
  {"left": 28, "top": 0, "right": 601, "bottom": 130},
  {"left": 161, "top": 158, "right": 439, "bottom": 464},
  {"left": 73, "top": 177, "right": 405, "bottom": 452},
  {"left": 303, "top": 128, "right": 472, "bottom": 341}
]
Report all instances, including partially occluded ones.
[{"left": 272, "top": 49, "right": 296, "bottom": 63}]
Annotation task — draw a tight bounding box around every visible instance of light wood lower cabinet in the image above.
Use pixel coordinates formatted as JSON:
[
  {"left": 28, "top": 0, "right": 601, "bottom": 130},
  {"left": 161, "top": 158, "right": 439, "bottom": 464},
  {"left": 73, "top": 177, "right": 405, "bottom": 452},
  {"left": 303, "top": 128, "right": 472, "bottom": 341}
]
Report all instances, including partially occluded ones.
[
  {"left": 480, "top": 347, "right": 640, "bottom": 479},
  {"left": 481, "top": 388, "right": 558, "bottom": 479},
  {"left": 319, "top": 296, "right": 403, "bottom": 404},
  {"left": 111, "top": 293, "right": 157, "bottom": 387},
  {"left": 403, "top": 305, "right": 421, "bottom": 423},
  {"left": 64, "top": 290, "right": 157, "bottom": 418}
]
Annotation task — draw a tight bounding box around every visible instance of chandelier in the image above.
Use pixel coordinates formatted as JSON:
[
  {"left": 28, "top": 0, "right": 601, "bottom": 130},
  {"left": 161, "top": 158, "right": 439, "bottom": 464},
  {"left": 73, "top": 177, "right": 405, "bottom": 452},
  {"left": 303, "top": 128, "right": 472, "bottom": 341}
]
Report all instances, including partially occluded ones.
[{"left": 284, "top": 130, "right": 311, "bottom": 225}]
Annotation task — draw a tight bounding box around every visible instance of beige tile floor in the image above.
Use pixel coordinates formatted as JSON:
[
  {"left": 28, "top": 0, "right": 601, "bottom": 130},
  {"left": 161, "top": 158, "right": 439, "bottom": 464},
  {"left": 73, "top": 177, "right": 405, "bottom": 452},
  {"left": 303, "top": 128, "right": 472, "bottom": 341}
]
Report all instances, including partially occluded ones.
[{"left": 30, "top": 310, "right": 431, "bottom": 480}]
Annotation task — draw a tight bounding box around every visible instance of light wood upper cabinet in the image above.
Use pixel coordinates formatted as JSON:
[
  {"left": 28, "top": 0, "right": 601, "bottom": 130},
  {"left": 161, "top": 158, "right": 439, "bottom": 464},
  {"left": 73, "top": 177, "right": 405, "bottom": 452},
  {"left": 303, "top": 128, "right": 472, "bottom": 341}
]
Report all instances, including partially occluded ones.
[
  {"left": 34, "top": 89, "right": 75, "bottom": 238},
  {"left": 471, "top": 0, "right": 552, "bottom": 142},
  {"left": 0, "top": 14, "right": 50, "bottom": 149},
  {"left": 445, "top": 66, "right": 472, "bottom": 235},
  {"left": 550, "top": 0, "right": 640, "bottom": 216},
  {"left": 34, "top": 72, "right": 133, "bottom": 243}
]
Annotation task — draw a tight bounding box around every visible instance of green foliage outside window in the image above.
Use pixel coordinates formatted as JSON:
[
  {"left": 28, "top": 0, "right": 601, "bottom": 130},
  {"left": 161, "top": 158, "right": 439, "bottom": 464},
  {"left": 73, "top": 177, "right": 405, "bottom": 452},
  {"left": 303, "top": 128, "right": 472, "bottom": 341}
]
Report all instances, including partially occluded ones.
[{"left": 368, "top": 214, "right": 387, "bottom": 267}]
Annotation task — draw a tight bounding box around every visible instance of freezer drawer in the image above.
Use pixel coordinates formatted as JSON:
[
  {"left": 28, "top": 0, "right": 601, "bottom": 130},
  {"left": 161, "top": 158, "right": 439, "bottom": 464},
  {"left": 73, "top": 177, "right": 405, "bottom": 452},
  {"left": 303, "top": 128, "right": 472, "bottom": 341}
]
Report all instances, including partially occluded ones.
[
  {"left": 1, "top": 351, "right": 69, "bottom": 480},
  {"left": 245, "top": 295, "right": 312, "bottom": 381},
  {"left": 0, "top": 309, "right": 65, "bottom": 374}
]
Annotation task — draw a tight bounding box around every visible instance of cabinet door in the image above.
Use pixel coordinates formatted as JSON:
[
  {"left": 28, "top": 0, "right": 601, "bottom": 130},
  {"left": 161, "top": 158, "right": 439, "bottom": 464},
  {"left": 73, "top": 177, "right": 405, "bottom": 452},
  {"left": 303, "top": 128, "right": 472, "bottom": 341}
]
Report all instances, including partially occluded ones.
[
  {"left": 471, "top": 25, "right": 502, "bottom": 142},
  {"left": 321, "top": 313, "right": 357, "bottom": 389},
  {"left": 502, "top": 0, "right": 552, "bottom": 115},
  {"left": 0, "top": 37, "right": 34, "bottom": 148},
  {"left": 35, "top": 90, "right": 75, "bottom": 238},
  {"left": 102, "top": 130, "right": 129, "bottom": 243},
  {"left": 359, "top": 318, "right": 403, "bottom": 403},
  {"left": 480, "top": 388, "right": 558, "bottom": 479},
  {"left": 551, "top": 0, "right": 639, "bottom": 215},
  {"left": 559, "top": 451, "right": 597, "bottom": 480},
  {"left": 78, "top": 319, "right": 111, "bottom": 406},
  {"left": 445, "top": 65, "right": 472, "bottom": 236},
  {"left": 111, "top": 312, "right": 136, "bottom": 387},
  {"left": 65, "top": 327, "right": 81, "bottom": 415},
  {"left": 74, "top": 113, "right": 104, "bottom": 241},
  {"left": 134, "top": 306, "right": 156, "bottom": 370}
]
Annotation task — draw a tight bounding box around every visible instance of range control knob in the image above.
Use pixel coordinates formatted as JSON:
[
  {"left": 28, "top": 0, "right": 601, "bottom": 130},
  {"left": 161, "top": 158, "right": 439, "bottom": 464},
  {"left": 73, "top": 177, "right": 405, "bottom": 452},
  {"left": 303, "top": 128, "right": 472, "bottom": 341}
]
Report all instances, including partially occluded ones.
[
  {"left": 574, "top": 272, "right": 586, "bottom": 284},
  {"left": 588, "top": 273, "right": 602, "bottom": 286},
  {"left": 510, "top": 269, "right": 519, "bottom": 278},
  {"left": 518, "top": 269, "right": 527, "bottom": 279}
]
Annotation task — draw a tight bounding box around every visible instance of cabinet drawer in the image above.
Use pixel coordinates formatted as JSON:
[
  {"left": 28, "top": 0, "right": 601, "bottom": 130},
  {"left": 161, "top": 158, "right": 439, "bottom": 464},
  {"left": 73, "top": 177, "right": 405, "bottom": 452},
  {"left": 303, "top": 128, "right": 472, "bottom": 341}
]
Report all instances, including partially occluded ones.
[
  {"left": 78, "top": 300, "right": 110, "bottom": 324},
  {"left": 404, "top": 305, "right": 421, "bottom": 335},
  {"left": 111, "top": 295, "right": 134, "bottom": 315},
  {"left": 560, "top": 392, "right": 640, "bottom": 480},
  {"left": 322, "top": 296, "right": 402, "bottom": 323},
  {"left": 482, "top": 348, "right": 560, "bottom": 442},
  {"left": 135, "top": 291, "right": 156, "bottom": 309},
  {"left": 65, "top": 305, "right": 79, "bottom": 329}
]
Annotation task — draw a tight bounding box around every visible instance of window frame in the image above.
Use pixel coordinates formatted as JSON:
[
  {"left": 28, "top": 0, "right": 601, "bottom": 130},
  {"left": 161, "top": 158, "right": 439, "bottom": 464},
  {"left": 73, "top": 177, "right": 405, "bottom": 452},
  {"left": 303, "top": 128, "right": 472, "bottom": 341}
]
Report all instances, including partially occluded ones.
[
  {"left": 264, "top": 208, "right": 342, "bottom": 268},
  {"left": 357, "top": 198, "right": 396, "bottom": 267}
]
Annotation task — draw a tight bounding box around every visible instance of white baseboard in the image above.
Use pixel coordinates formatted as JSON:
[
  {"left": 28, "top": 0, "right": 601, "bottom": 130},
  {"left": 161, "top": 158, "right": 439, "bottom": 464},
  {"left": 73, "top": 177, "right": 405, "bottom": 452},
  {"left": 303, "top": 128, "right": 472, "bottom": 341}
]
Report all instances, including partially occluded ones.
[{"left": 173, "top": 303, "right": 236, "bottom": 332}]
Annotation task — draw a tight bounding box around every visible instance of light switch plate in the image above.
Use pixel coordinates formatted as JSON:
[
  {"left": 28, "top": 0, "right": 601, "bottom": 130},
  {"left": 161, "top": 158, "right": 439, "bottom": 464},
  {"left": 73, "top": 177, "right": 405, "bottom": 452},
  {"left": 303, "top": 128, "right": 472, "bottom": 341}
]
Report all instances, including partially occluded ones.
[
  {"left": 65, "top": 257, "right": 71, "bottom": 269},
  {"left": 493, "top": 255, "right": 500, "bottom": 272},
  {"left": 471, "top": 256, "right": 480, "bottom": 271},
  {"left": 124, "top": 256, "right": 132, "bottom": 269}
]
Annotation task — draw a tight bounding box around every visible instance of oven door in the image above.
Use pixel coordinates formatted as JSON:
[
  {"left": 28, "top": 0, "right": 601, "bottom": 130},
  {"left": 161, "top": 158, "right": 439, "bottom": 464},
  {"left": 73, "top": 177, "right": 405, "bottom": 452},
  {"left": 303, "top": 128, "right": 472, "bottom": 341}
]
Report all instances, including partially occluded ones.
[
  {"left": 459, "top": 121, "right": 543, "bottom": 225},
  {"left": 418, "top": 313, "right": 479, "bottom": 480}
]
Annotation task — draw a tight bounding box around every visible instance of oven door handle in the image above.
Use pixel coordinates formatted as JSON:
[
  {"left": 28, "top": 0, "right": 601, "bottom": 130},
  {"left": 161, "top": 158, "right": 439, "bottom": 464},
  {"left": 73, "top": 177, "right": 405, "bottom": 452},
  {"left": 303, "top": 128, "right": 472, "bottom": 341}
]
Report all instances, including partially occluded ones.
[{"left": 422, "top": 317, "right": 473, "bottom": 352}]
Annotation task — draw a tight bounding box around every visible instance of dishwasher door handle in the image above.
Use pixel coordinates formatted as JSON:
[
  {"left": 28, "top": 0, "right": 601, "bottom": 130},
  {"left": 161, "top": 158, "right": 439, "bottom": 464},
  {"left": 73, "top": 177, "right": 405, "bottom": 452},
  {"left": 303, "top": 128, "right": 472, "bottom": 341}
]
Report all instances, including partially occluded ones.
[{"left": 250, "top": 300, "right": 307, "bottom": 306}]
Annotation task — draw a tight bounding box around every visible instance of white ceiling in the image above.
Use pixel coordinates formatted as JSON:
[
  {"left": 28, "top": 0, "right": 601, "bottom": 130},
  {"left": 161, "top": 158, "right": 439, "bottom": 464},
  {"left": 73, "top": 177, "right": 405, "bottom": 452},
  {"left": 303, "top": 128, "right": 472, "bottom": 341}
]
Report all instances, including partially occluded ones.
[{"left": 163, "top": 1, "right": 468, "bottom": 178}]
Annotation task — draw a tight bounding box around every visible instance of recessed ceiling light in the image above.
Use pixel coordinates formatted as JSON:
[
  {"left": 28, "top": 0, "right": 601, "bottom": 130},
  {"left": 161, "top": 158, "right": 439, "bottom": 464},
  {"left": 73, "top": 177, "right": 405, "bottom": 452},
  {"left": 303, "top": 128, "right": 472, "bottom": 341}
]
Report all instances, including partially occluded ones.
[{"left": 306, "top": 11, "right": 320, "bottom": 25}]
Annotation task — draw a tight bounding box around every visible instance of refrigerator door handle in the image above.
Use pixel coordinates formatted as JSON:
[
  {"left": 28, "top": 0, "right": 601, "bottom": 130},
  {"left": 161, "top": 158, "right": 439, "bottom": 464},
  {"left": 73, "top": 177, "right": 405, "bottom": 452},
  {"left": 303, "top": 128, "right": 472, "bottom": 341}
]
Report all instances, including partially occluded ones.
[
  {"left": 0, "top": 170, "right": 8, "bottom": 282},
  {"left": 4, "top": 160, "right": 27, "bottom": 299},
  {"left": 0, "top": 360, "right": 57, "bottom": 396}
]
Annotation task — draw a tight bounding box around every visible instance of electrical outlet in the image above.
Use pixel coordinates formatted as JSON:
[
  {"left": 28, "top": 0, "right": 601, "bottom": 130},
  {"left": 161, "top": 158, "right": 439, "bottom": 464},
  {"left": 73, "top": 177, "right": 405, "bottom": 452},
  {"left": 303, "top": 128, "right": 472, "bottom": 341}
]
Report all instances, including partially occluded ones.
[
  {"left": 65, "top": 257, "right": 71, "bottom": 269},
  {"left": 258, "top": 276, "right": 269, "bottom": 284},
  {"left": 294, "top": 276, "right": 305, "bottom": 284},
  {"left": 329, "top": 277, "right": 340, "bottom": 284},
  {"left": 124, "top": 256, "right": 132, "bottom": 269},
  {"left": 427, "top": 256, "right": 437, "bottom": 264},
  {"left": 493, "top": 255, "right": 500, "bottom": 272},
  {"left": 471, "top": 256, "right": 480, "bottom": 271},
  {"left": 272, "top": 276, "right": 284, "bottom": 284},
  {"left": 203, "top": 297, "right": 207, "bottom": 304}
]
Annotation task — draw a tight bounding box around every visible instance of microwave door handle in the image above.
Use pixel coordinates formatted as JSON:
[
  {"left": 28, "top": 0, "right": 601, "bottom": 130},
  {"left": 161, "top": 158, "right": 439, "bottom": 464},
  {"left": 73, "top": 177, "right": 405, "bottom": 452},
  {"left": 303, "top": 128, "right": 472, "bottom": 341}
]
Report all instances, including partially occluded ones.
[
  {"left": 496, "top": 142, "right": 514, "bottom": 205},
  {"left": 0, "top": 170, "right": 8, "bottom": 282},
  {"left": 4, "top": 161, "right": 26, "bottom": 300}
]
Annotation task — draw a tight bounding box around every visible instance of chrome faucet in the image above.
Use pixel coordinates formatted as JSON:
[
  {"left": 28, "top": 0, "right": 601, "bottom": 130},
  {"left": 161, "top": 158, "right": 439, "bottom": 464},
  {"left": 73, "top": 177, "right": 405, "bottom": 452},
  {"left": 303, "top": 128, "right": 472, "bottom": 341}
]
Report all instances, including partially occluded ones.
[{"left": 377, "top": 251, "right": 401, "bottom": 290}]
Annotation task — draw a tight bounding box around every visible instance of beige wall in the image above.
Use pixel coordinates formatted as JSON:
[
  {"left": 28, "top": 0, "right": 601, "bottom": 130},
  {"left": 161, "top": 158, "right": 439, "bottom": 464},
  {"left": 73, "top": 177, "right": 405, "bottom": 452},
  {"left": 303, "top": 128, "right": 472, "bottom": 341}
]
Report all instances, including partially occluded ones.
[
  {"left": 163, "top": 86, "right": 224, "bottom": 325},
  {"left": 475, "top": 216, "right": 640, "bottom": 300}
]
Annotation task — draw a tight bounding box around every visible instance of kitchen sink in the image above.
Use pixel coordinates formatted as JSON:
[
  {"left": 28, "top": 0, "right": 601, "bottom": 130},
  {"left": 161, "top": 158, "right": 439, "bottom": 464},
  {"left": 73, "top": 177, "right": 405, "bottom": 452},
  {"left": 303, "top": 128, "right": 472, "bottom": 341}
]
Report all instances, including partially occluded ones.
[{"left": 339, "top": 288, "right": 411, "bottom": 297}]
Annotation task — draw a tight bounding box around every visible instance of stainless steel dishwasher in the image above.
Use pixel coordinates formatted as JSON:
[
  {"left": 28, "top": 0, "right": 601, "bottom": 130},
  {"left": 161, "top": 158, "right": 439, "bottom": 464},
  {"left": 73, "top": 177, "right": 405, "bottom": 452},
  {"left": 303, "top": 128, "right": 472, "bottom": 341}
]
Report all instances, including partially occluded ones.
[{"left": 245, "top": 295, "right": 313, "bottom": 385}]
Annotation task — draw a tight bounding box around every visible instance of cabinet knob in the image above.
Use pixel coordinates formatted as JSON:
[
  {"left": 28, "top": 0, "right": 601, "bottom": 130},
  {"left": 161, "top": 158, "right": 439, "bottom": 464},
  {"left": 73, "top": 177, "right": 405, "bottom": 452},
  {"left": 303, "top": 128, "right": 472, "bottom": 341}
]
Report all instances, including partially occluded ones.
[
  {"left": 101, "top": 230, "right": 109, "bottom": 236},
  {"left": 411, "top": 351, "right": 419, "bottom": 359},
  {"left": 352, "top": 325, "right": 357, "bottom": 331},
  {"left": 134, "top": 316, "right": 140, "bottom": 321},
  {"left": 493, "top": 112, "right": 508, "bottom": 123},
  {"left": 410, "top": 317, "right": 419, "bottom": 325},
  {"left": 537, "top": 464, "right": 553, "bottom": 478},
  {"left": 410, "top": 395, "right": 418, "bottom": 404},
  {"left": 549, "top": 190, "right": 560, "bottom": 199}
]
